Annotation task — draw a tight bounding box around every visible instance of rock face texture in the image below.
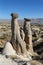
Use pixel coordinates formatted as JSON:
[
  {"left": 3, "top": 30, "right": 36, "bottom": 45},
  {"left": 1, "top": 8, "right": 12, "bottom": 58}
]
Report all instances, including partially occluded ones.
[
  {"left": 0, "top": 54, "right": 43, "bottom": 65},
  {"left": 2, "top": 42, "right": 32, "bottom": 61},
  {"left": 20, "top": 27, "right": 25, "bottom": 41},
  {"left": 23, "top": 18, "right": 33, "bottom": 52},
  {"left": 10, "top": 13, "right": 30, "bottom": 55},
  {"left": 10, "top": 13, "right": 19, "bottom": 53},
  {"left": 2, "top": 13, "right": 32, "bottom": 60},
  {"left": 2, "top": 42, "right": 16, "bottom": 56},
  {"left": 2, "top": 13, "right": 39, "bottom": 56},
  {"left": 0, "top": 13, "right": 43, "bottom": 65}
]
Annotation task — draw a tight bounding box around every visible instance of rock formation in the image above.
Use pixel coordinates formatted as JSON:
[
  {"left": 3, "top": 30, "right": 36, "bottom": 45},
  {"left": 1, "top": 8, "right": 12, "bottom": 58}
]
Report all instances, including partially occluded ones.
[
  {"left": 0, "top": 54, "right": 42, "bottom": 65},
  {"left": 10, "top": 13, "right": 19, "bottom": 53},
  {"left": 23, "top": 18, "right": 33, "bottom": 52},
  {"left": 20, "top": 27, "right": 25, "bottom": 40},
  {"left": 10, "top": 13, "right": 28, "bottom": 54},
  {"left": 2, "top": 13, "right": 32, "bottom": 60},
  {"left": 2, "top": 42, "right": 32, "bottom": 61},
  {"left": 0, "top": 13, "right": 43, "bottom": 65},
  {"left": 12, "top": 14, "right": 33, "bottom": 57},
  {"left": 2, "top": 42, "right": 16, "bottom": 56}
]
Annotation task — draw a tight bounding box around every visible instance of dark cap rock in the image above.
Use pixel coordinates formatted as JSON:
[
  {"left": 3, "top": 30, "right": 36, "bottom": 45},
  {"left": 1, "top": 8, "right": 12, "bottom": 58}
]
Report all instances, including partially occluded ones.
[
  {"left": 24, "top": 18, "right": 31, "bottom": 21},
  {"left": 11, "top": 13, "right": 18, "bottom": 18}
]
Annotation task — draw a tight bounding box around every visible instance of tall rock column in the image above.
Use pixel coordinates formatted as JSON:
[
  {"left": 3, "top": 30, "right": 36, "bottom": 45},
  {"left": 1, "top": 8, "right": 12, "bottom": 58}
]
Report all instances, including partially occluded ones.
[
  {"left": 10, "top": 13, "right": 19, "bottom": 52},
  {"left": 23, "top": 18, "right": 33, "bottom": 52},
  {"left": 10, "top": 13, "right": 28, "bottom": 55}
]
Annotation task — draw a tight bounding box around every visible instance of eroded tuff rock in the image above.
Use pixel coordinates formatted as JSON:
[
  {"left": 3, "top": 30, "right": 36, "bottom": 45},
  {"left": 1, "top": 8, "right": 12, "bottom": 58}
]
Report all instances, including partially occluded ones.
[
  {"left": 2, "top": 42, "right": 32, "bottom": 61},
  {"left": 10, "top": 13, "right": 32, "bottom": 57},
  {"left": 2, "top": 13, "right": 38, "bottom": 58},
  {"left": 27, "top": 60, "right": 43, "bottom": 65},
  {"left": 2, "top": 13, "right": 32, "bottom": 61},
  {"left": 0, "top": 54, "right": 43, "bottom": 65},
  {"left": 23, "top": 18, "right": 33, "bottom": 52},
  {"left": 20, "top": 27, "right": 25, "bottom": 41},
  {"left": 0, "top": 13, "right": 43, "bottom": 65}
]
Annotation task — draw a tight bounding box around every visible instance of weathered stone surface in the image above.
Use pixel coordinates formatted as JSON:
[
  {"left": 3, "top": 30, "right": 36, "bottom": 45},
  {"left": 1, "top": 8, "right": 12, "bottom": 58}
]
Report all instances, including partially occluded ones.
[
  {"left": 2, "top": 13, "right": 32, "bottom": 61},
  {"left": 2, "top": 42, "right": 31, "bottom": 61},
  {"left": 24, "top": 18, "right": 31, "bottom": 21},
  {"left": 20, "top": 27, "right": 25, "bottom": 41},
  {"left": 0, "top": 13, "right": 43, "bottom": 65},
  {"left": 10, "top": 13, "right": 20, "bottom": 53},
  {"left": 2, "top": 42, "right": 16, "bottom": 56},
  {"left": 11, "top": 13, "right": 18, "bottom": 18},
  {"left": 0, "top": 54, "right": 18, "bottom": 65},
  {"left": 27, "top": 60, "right": 43, "bottom": 65},
  {"left": 23, "top": 18, "right": 33, "bottom": 52},
  {"left": 0, "top": 54, "right": 43, "bottom": 65},
  {"left": 10, "top": 13, "right": 31, "bottom": 57}
]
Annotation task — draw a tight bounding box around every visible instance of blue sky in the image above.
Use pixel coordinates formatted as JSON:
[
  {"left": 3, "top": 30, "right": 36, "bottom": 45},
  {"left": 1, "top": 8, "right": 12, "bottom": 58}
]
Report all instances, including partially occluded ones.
[{"left": 0, "top": 0, "right": 43, "bottom": 19}]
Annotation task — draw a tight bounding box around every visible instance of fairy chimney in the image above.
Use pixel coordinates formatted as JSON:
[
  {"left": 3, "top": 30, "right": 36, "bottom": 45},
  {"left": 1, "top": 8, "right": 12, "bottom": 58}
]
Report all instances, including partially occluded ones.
[
  {"left": 10, "top": 13, "right": 27, "bottom": 54},
  {"left": 23, "top": 18, "right": 33, "bottom": 52},
  {"left": 10, "top": 13, "right": 19, "bottom": 52}
]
